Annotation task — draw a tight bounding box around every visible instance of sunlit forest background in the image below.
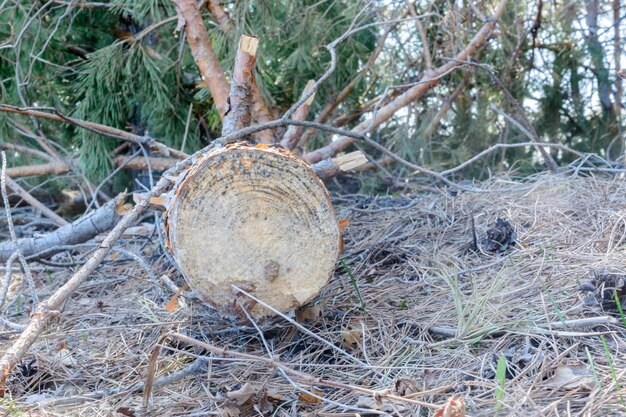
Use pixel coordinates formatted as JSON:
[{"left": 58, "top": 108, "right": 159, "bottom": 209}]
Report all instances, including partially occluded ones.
[{"left": 0, "top": 0, "right": 624, "bottom": 186}]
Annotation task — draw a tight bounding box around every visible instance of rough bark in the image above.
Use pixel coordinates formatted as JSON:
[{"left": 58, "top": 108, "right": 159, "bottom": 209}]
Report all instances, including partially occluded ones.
[
  {"left": 0, "top": 195, "right": 127, "bottom": 262},
  {"left": 280, "top": 80, "right": 316, "bottom": 150},
  {"left": 176, "top": 0, "right": 230, "bottom": 118},
  {"left": 178, "top": 0, "right": 275, "bottom": 142},
  {"left": 5, "top": 161, "right": 68, "bottom": 178},
  {"left": 206, "top": 0, "right": 234, "bottom": 36},
  {"left": 222, "top": 35, "right": 258, "bottom": 137},
  {"left": 311, "top": 151, "right": 368, "bottom": 180},
  {"left": 303, "top": 0, "right": 509, "bottom": 164}
]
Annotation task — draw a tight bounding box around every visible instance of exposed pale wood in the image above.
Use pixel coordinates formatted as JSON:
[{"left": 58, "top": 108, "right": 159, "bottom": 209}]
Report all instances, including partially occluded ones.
[
  {"left": 333, "top": 151, "right": 368, "bottom": 172},
  {"left": 116, "top": 150, "right": 367, "bottom": 181},
  {"left": 165, "top": 143, "right": 340, "bottom": 318},
  {"left": 179, "top": 1, "right": 275, "bottom": 142},
  {"left": 222, "top": 35, "right": 259, "bottom": 137}
]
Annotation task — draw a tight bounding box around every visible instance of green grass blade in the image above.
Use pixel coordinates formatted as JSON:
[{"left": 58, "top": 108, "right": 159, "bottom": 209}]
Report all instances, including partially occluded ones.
[
  {"left": 340, "top": 259, "right": 366, "bottom": 311},
  {"left": 495, "top": 354, "right": 507, "bottom": 410},
  {"left": 612, "top": 290, "right": 626, "bottom": 327}
]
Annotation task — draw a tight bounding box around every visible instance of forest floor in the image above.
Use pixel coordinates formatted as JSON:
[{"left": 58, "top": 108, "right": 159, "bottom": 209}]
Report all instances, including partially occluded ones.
[{"left": 2, "top": 172, "right": 626, "bottom": 417}]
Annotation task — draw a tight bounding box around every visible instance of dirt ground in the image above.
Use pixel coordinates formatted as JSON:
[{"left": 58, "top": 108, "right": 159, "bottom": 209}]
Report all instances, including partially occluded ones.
[{"left": 2, "top": 172, "right": 626, "bottom": 416}]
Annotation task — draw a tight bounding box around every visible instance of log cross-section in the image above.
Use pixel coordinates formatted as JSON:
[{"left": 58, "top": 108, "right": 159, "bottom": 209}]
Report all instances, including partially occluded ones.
[{"left": 164, "top": 143, "right": 341, "bottom": 318}]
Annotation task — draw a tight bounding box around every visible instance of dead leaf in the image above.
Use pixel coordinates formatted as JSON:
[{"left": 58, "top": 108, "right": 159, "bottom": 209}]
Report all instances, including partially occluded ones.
[
  {"left": 356, "top": 396, "right": 408, "bottom": 413},
  {"left": 111, "top": 252, "right": 120, "bottom": 260},
  {"left": 297, "top": 388, "right": 324, "bottom": 404},
  {"left": 165, "top": 283, "right": 189, "bottom": 313},
  {"left": 341, "top": 326, "right": 362, "bottom": 349},
  {"left": 338, "top": 218, "right": 349, "bottom": 232},
  {"left": 547, "top": 366, "right": 594, "bottom": 390},
  {"left": 265, "top": 388, "right": 288, "bottom": 402},
  {"left": 116, "top": 407, "right": 136, "bottom": 417},
  {"left": 296, "top": 304, "right": 321, "bottom": 323},
  {"left": 394, "top": 377, "right": 420, "bottom": 396},
  {"left": 53, "top": 348, "right": 76, "bottom": 366},
  {"left": 434, "top": 395, "right": 465, "bottom": 417},
  {"left": 226, "top": 383, "right": 258, "bottom": 405}
]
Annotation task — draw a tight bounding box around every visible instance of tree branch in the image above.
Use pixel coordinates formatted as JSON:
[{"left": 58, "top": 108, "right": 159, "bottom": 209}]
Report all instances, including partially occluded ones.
[
  {"left": 0, "top": 105, "right": 188, "bottom": 159},
  {"left": 175, "top": 0, "right": 230, "bottom": 118},
  {"left": 221, "top": 35, "right": 258, "bottom": 137},
  {"left": 279, "top": 80, "right": 316, "bottom": 150},
  {"left": 302, "top": 0, "right": 509, "bottom": 164}
]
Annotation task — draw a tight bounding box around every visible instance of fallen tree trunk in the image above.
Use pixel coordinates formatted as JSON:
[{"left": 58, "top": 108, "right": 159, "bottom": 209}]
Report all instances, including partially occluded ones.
[
  {"left": 0, "top": 195, "right": 127, "bottom": 263},
  {"left": 163, "top": 143, "right": 341, "bottom": 318}
]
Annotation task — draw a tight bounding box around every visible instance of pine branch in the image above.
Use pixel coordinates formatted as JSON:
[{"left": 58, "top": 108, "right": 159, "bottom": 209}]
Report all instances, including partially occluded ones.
[
  {"left": 221, "top": 35, "right": 258, "bottom": 137},
  {"left": 280, "top": 80, "right": 316, "bottom": 150},
  {"left": 303, "top": 0, "right": 509, "bottom": 164},
  {"left": 175, "top": 0, "right": 230, "bottom": 119},
  {"left": 0, "top": 105, "right": 188, "bottom": 159}
]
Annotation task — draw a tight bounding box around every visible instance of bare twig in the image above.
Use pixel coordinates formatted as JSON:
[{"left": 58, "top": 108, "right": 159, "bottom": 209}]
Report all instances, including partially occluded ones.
[
  {"left": 297, "top": 24, "right": 393, "bottom": 150},
  {"left": 0, "top": 105, "right": 188, "bottom": 159},
  {"left": 280, "top": 80, "right": 316, "bottom": 150},
  {"left": 303, "top": 0, "right": 509, "bottom": 163},
  {"left": 144, "top": 332, "right": 438, "bottom": 411},
  {"left": 1, "top": 152, "right": 37, "bottom": 307},
  {"left": 3, "top": 175, "right": 68, "bottom": 226}
]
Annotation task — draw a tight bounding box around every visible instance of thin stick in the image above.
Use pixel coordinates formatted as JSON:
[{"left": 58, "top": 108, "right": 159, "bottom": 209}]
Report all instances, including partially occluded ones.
[
  {"left": 1, "top": 152, "right": 38, "bottom": 306},
  {"left": 0, "top": 104, "right": 187, "bottom": 160},
  {"left": 3, "top": 174, "right": 68, "bottom": 226},
  {"left": 231, "top": 284, "right": 385, "bottom": 378},
  {"left": 490, "top": 105, "right": 559, "bottom": 173},
  {"left": 144, "top": 332, "right": 439, "bottom": 411},
  {"left": 280, "top": 80, "right": 316, "bottom": 150}
]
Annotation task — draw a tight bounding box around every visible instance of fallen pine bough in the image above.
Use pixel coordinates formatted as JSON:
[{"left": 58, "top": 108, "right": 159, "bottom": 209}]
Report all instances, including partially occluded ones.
[{"left": 0, "top": 195, "right": 129, "bottom": 264}]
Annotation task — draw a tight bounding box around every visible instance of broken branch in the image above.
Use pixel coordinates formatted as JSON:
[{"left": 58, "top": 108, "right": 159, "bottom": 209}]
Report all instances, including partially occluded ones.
[{"left": 221, "top": 35, "right": 259, "bottom": 137}]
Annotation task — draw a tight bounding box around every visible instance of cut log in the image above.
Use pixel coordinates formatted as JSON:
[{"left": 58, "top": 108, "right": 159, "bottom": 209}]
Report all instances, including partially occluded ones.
[{"left": 164, "top": 142, "right": 341, "bottom": 318}]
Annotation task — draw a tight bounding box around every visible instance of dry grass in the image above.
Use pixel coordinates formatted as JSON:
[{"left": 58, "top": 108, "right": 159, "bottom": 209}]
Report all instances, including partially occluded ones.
[{"left": 2, "top": 172, "right": 626, "bottom": 416}]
